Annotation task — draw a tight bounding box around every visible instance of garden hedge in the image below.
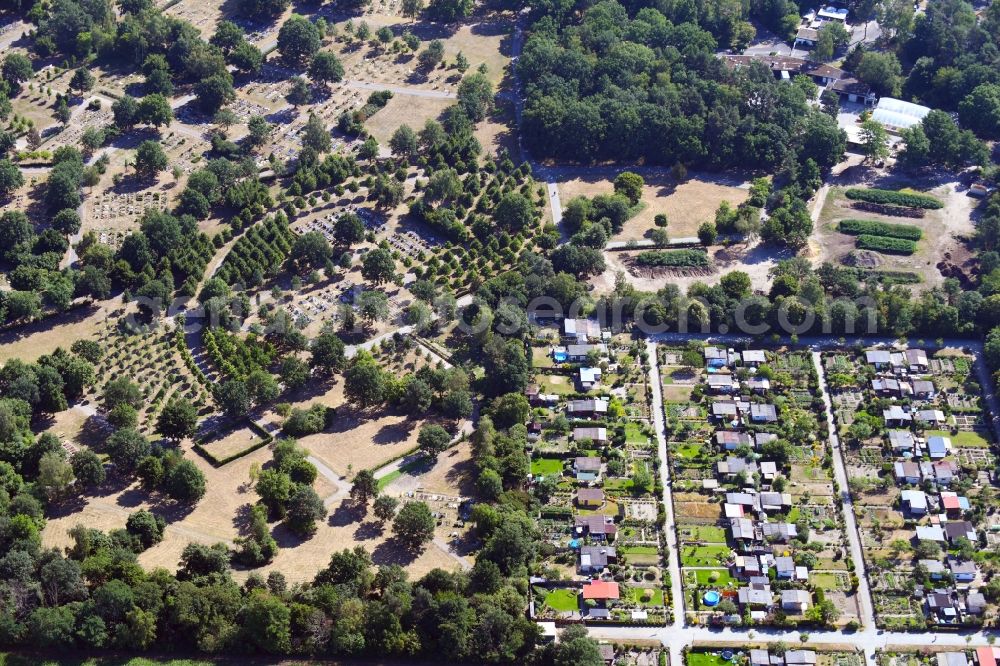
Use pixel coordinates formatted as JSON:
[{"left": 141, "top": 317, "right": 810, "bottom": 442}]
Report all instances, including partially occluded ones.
[
  {"left": 635, "top": 249, "right": 710, "bottom": 268},
  {"left": 844, "top": 188, "right": 943, "bottom": 209},
  {"left": 838, "top": 219, "right": 922, "bottom": 240},
  {"left": 855, "top": 234, "right": 917, "bottom": 254}
]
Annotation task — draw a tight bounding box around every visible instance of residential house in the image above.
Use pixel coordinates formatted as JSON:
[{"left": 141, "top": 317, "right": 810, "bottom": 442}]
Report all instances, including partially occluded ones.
[
  {"left": 536, "top": 622, "right": 558, "bottom": 644},
  {"left": 576, "top": 488, "right": 605, "bottom": 509},
  {"left": 717, "top": 457, "right": 759, "bottom": 480},
  {"left": 705, "top": 347, "right": 733, "bottom": 368},
  {"left": 920, "top": 559, "right": 946, "bottom": 579},
  {"left": 967, "top": 592, "right": 987, "bottom": 615},
  {"left": 598, "top": 644, "right": 616, "bottom": 665},
  {"left": 894, "top": 461, "right": 921, "bottom": 484},
  {"left": 579, "top": 367, "right": 602, "bottom": 390},
  {"left": 761, "top": 522, "right": 798, "bottom": 542},
  {"left": 742, "top": 350, "right": 767, "bottom": 366},
  {"left": 574, "top": 456, "right": 602, "bottom": 482},
  {"left": 926, "top": 590, "right": 959, "bottom": 623},
  {"left": 940, "top": 491, "right": 969, "bottom": 517},
  {"left": 717, "top": 431, "right": 753, "bottom": 450},
  {"left": 943, "top": 521, "right": 977, "bottom": 545},
  {"left": 566, "top": 343, "right": 607, "bottom": 363},
  {"left": 912, "top": 379, "right": 936, "bottom": 399},
  {"left": 977, "top": 649, "right": 1000, "bottom": 666},
  {"left": 712, "top": 401, "right": 742, "bottom": 423},
  {"left": 947, "top": 559, "right": 978, "bottom": 583},
  {"left": 781, "top": 589, "right": 812, "bottom": 613},
  {"left": 724, "top": 503, "right": 747, "bottom": 519},
  {"left": 902, "top": 489, "right": 928, "bottom": 515},
  {"left": 525, "top": 385, "right": 559, "bottom": 407},
  {"left": 738, "top": 584, "right": 773, "bottom": 608},
  {"left": 759, "top": 492, "right": 792, "bottom": 513},
  {"left": 976, "top": 647, "right": 1000, "bottom": 666},
  {"left": 726, "top": 492, "right": 758, "bottom": 509},
  {"left": 579, "top": 545, "right": 617, "bottom": 574},
  {"left": 938, "top": 654, "right": 968, "bottom": 666},
  {"left": 915, "top": 409, "right": 946, "bottom": 426},
  {"left": 888, "top": 430, "right": 916, "bottom": 456},
  {"left": 927, "top": 435, "right": 951, "bottom": 459},
  {"left": 930, "top": 460, "right": 959, "bottom": 485},
  {"left": 748, "top": 377, "right": 771, "bottom": 393},
  {"left": 755, "top": 433, "right": 779, "bottom": 448},
  {"left": 575, "top": 515, "right": 618, "bottom": 541},
  {"left": 916, "top": 525, "right": 946, "bottom": 543},
  {"left": 563, "top": 318, "right": 601, "bottom": 344},
  {"left": 865, "top": 350, "right": 892, "bottom": 368},
  {"left": 785, "top": 652, "right": 817, "bottom": 666},
  {"left": 760, "top": 461, "right": 778, "bottom": 483},
  {"left": 906, "top": 349, "right": 929, "bottom": 372},
  {"left": 775, "top": 556, "right": 796, "bottom": 579},
  {"left": 734, "top": 554, "right": 765, "bottom": 579},
  {"left": 883, "top": 405, "right": 911, "bottom": 426},
  {"left": 751, "top": 404, "right": 778, "bottom": 423},
  {"left": 567, "top": 398, "right": 608, "bottom": 417},
  {"left": 708, "top": 374, "right": 738, "bottom": 394},
  {"left": 731, "top": 517, "right": 757, "bottom": 543},
  {"left": 581, "top": 580, "right": 620, "bottom": 602},
  {"left": 750, "top": 650, "right": 773, "bottom": 666},
  {"left": 573, "top": 427, "right": 608, "bottom": 444},
  {"left": 873, "top": 378, "right": 912, "bottom": 397}
]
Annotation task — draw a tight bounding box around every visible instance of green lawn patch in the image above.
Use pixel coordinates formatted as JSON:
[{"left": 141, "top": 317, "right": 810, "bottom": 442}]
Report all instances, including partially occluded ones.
[
  {"left": 927, "top": 429, "right": 991, "bottom": 447},
  {"left": 536, "top": 374, "right": 576, "bottom": 396},
  {"left": 681, "top": 544, "right": 730, "bottom": 567},
  {"left": 693, "top": 568, "right": 735, "bottom": 586},
  {"left": 675, "top": 443, "right": 702, "bottom": 459},
  {"left": 811, "top": 572, "right": 845, "bottom": 592},
  {"left": 621, "top": 545, "right": 658, "bottom": 555},
  {"left": 542, "top": 588, "right": 579, "bottom": 612},
  {"left": 531, "top": 457, "right": 565, "bottom": 476},
  {"left": 686, "top": 525, "right": 727, "bottom": 542},
  {"left": 624, "top": 422, "right": 648, "bottom": 444},
  {"left": 688, "top": 652, "right": 732, "bottom": 666},
  {"left": 626, "top": 586, "right": 665, "bottom": 606}
]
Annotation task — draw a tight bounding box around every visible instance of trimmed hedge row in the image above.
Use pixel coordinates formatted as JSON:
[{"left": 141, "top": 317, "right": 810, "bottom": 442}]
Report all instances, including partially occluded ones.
[
  {"left": 839, "top": 219, "right": 922, "bottom": 240},
  {"left": 193, "top": 419, "right": 274, "bottom": 467},
  {"left": 845, "top": 188, "right": 943, "bottom": 209},
  {"left": 850, "top": 200, "right": 925, "bottom": 218},
  {"left": 635, "top": 249, "right": 710, "bottom": 267},
  {"left": 856, "top": 234, "right": 917, "bottom": 254}
]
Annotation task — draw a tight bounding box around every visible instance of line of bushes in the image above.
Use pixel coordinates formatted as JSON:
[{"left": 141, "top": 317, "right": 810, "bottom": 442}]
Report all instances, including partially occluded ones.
[
  {"left": 850, "top": 200, "right": 925, "bottom": 218},
  {"left": 839, "top": 219, "right": 923, "bottom": 240},
  {"left": 635, "top": 249, "right": 710, "bottom": 268},
  {"left": 855, "top": 234, "right": 918, "bottom": 255},
  {"left": 845, "top": 188, "right": 943, "bottom": 209},
  {"left": 193, "top": 419, "right": 274, "bottom": 467},
  {"left": 842, "top": 267, "right": 922, "bottom": 285}
]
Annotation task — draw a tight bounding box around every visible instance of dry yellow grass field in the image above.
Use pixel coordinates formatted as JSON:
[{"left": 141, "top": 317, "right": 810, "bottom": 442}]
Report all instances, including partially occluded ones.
[
  {"left": 42, "top": 435, "right": 461, "bottom": 583},
  {"left": 366, "top": 95, "right": 452, "bottom": 145},
  {"left": 260, "top": 380, "right": 444, "bottom": 477},
  {"left": 557, "top": 174, "right": 750, "bottom": 241}
]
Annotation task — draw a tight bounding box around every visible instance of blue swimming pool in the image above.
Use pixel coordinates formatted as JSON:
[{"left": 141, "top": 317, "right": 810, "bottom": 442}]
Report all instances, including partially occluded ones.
[{"left": 703, "top": 590, "right": 721, "bottom": 606}]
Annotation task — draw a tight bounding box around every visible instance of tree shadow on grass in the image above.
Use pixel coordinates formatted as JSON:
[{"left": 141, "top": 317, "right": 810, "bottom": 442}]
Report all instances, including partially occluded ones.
[
  {"left": 372, "top": 536, "right": 420, "bottom": 567},
  {"left": 328, "top": 498, "right": 363, "bottom": 527},
  {"left": 354, "top": 519, "right": 385, "bottom": 541}
]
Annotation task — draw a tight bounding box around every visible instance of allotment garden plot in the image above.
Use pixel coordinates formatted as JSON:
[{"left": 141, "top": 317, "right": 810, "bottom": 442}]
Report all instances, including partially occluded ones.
[
  {"left": 662, "top": 344, "right": 858, "bottom": 628},
  {"left": 526, "top": 324, "right": 668, "bottom": 625},
  {"left": 824, "top": 346, "right": 999, "bottom": 630}
]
